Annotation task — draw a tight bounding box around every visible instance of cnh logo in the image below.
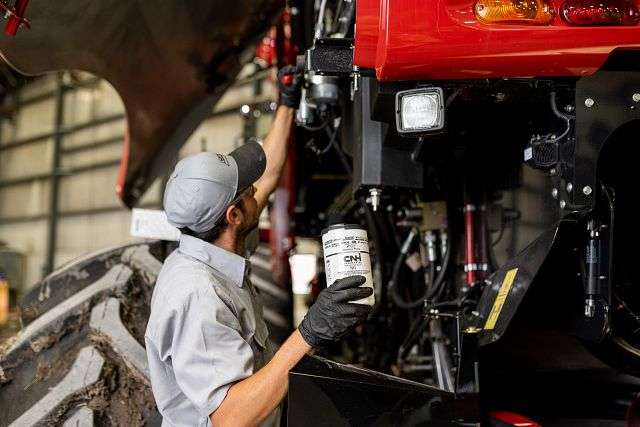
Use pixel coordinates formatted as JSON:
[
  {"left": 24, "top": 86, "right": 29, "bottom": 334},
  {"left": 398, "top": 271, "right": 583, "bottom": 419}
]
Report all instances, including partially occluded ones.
[{"left": 344, "top": 254, "right": 362, "bottom": 263}]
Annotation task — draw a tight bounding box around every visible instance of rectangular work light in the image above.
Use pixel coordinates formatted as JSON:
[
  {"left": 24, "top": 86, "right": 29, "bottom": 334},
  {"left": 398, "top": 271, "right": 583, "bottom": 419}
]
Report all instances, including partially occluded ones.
[{"left": 395, "top": 88, "right": 445, "bottom": 135}]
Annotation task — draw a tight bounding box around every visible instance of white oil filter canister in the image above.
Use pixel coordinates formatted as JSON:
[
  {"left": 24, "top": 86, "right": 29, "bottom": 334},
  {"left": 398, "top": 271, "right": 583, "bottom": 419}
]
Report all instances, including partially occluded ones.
[{"left": 321, "top": 224, "right": 375, "bottom": 306}]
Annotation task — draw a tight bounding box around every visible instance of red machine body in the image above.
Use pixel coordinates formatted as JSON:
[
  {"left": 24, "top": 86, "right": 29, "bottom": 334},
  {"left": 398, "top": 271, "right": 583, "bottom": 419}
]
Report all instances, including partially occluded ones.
[{"left": 354, "top": 0, "right": 640, "bottom": 81}]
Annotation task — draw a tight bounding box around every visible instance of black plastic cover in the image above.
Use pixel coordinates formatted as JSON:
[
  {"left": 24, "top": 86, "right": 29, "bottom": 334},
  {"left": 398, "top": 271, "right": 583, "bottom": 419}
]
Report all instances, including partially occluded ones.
[{"left": 287, "top": 355, "right": 479, "bottom": 426}]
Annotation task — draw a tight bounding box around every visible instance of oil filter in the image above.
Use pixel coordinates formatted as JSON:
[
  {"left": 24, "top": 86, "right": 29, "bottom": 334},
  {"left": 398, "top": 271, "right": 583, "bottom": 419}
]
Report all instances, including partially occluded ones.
[{"left": 321, "top": 224, "right": 375, "bottom": 306}]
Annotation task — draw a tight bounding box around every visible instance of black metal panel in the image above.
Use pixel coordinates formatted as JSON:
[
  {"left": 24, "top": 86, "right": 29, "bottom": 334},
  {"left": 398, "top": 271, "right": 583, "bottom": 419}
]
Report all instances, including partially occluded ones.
[
  {"left": 352, "top": 77, "right": 423, "bottom": 192},
  {"left": 287, "top": 355, "right": 479, "bottom": 426},
  {"left": 570, "top": 70, "right": 640, "bottom": 210},
  {"left": 468, "top": 220, "right": 579, "bottom": 346}
]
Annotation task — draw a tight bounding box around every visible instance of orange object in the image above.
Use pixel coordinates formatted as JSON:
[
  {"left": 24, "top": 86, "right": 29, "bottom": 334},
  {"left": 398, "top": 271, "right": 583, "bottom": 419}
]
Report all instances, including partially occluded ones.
[
  {"left": 475, "top": 0, "right": 556, "bottom": 24},
  {"left": 0, "top": 274, "right": 9, "bottom": 325}
]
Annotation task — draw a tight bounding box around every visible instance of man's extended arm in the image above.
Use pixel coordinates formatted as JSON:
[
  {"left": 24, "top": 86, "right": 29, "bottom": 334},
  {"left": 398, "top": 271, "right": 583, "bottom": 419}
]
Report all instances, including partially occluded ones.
[
  {"left": 253, "top": 105, "right": 295, "bottom": 213},
  {"left": 210, "top": 276, "right": 372, "bottom": 427},
  {"left": 210, "top": 329, "right": 309, "bottom": 427}
]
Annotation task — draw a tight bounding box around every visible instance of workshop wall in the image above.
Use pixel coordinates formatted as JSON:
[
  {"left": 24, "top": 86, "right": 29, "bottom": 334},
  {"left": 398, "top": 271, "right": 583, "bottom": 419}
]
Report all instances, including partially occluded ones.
[{"left": 0, "top": 66, "right": 276, "bottom": 294}]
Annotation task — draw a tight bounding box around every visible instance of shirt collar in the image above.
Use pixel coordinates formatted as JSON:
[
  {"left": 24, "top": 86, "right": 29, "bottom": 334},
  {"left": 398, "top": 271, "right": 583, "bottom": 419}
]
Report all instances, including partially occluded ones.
[{"left": 178, "top": 234, "right": 247, "bottom": 287}]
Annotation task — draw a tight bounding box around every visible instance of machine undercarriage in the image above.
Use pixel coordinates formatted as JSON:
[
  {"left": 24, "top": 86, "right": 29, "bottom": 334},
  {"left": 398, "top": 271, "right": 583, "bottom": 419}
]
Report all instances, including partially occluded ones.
[{"left": 284, "top": 1, "right": 640, "bottom": 424}]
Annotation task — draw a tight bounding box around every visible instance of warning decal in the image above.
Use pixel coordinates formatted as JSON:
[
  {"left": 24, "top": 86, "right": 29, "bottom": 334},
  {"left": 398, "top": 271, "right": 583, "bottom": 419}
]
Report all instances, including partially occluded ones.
[{"left": 484, "top": 268, "right": 518, "bottom": 330}]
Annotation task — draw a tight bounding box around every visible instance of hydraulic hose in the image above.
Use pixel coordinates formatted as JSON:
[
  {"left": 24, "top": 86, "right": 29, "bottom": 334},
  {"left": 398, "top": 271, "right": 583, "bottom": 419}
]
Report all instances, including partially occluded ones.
[{"left": 390, "top": 230, "right": 452, "bottom": 309}]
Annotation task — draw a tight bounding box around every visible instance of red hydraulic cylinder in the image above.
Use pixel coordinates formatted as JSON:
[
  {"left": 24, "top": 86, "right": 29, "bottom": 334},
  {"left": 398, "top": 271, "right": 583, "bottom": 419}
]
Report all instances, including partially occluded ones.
[{"left": 464, "top": 204, "right": 476, "bottom": 286}]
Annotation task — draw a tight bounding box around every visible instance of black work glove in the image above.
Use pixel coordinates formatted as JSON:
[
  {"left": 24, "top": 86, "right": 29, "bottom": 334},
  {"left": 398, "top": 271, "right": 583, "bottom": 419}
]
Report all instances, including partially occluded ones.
[
  {"left": 277, "top": 65, "right": 303, "bottom": 108},
  {"left": 299, "top": 275, "right": 373, "bottom": 348}
]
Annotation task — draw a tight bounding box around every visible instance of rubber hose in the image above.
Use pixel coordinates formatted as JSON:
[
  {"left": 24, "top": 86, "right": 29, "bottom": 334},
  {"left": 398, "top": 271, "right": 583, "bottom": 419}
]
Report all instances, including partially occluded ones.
[{"left": 391, "top": 243, "right": 452, "bottom": 309}]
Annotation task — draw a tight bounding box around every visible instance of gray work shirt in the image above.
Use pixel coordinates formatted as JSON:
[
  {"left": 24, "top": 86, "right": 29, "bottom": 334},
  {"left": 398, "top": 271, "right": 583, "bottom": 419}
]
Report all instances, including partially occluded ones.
[{"left": 145, "top": 234, "right": 277, "bottom": 427}]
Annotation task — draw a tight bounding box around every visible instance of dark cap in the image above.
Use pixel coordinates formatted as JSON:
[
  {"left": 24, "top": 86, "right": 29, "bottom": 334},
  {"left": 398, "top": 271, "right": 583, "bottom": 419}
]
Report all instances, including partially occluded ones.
[{"left": 163, "top": 143, "right": 266, "bottom": 233}]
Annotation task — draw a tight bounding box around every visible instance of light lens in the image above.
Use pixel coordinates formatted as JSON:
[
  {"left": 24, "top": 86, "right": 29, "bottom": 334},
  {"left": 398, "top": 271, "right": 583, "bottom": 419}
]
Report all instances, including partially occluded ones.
[
  {"left": 396, "top": 88, "right": 445, "bottom": 134},
  {"left": 561, "top": 0, "right": 640, "bottom": 25},
  {"left": 475, "top": 0, "right": 556, "bottom": 24}
]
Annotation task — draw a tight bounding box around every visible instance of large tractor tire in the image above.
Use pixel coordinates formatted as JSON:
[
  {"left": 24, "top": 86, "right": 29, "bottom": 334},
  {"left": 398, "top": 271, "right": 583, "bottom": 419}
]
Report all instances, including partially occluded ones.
[{"left": 0, "top": 241, "right": 291, "bottom": 426}]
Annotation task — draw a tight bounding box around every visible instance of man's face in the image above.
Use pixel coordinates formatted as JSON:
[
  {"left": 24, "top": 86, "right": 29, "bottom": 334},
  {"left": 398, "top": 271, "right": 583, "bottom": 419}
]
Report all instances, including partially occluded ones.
[{"left": 236, "top": 185, "right": 259, "bottom": 233}]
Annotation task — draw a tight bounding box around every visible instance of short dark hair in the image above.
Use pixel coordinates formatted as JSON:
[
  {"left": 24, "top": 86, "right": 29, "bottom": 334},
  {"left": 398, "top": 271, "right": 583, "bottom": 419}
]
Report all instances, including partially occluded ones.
[
  {"left": 180, "top": 217, "right": 228, "bottom": 243},
  {"left": 180, "top": 193, "right": 250, "bottom": 243}
]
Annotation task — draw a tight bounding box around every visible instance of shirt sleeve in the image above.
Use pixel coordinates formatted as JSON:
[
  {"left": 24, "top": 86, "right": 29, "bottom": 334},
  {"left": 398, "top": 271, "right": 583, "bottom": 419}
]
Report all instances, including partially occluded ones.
[{"left": 165, "top": 285, "right": 254, "bottom": 418}]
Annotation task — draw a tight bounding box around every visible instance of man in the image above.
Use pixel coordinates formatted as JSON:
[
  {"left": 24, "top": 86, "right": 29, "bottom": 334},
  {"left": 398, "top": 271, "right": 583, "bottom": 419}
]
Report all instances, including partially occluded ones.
[{"left": 145, "top": 66, "right": 373, "bottom": 427}]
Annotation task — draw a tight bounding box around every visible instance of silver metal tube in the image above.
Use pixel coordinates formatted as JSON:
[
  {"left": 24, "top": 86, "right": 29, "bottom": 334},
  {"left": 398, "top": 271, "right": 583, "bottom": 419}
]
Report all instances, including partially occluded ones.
[{"left": 314, "top": 0, "right": 329, "bottom": 40}]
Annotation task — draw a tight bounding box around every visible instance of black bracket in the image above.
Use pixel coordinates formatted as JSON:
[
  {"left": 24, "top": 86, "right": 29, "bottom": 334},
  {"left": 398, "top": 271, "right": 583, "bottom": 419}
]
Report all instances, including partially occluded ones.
[{"left": 562, "top": 70, "right": 640, "bottom": 212}]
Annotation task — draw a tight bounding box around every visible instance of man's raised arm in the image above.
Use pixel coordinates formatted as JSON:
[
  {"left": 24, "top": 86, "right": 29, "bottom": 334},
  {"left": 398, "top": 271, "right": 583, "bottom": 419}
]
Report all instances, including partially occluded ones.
[{"left": 253, "top": 66, "right": 301, "bottom": 213}]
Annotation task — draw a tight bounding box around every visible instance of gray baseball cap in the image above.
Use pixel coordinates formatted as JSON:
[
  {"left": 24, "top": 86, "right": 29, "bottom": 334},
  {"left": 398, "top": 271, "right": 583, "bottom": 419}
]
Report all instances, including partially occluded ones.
[{"left": 163, "top": 143, "right": 266, "bottom": 233}]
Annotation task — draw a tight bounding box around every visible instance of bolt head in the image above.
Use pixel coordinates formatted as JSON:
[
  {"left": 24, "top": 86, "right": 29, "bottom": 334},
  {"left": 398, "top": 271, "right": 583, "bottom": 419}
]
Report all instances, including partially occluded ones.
[
  {"left": 551, "top": 188, "right": 558, "bottom": 199},
  {"left": 585, "top": 98, "right": 595, "bottom": 108},
  {"left": 634, "top": 93, "right": 640, "bottom": 103},
  {"left": 550, "top": 168, "right": 557, "bottom": 176},
  {"left": 560, "top": 200, "right": 567, "bottom": 209},
  {"left": 583, "top": 185, "right": 593, "bottom": 196},
  {"left": 566, "top": 182, "right": 573, "bottom": 193}
]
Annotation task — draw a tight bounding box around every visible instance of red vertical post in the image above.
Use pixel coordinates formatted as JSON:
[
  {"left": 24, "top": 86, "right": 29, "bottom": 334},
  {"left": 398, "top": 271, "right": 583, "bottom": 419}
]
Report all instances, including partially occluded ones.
[
  {"left": 464, "top": 204, "right": 476, "bottom": 286},
  {"left": 269, "top": 13, "right": 297, "bottom": 288}
]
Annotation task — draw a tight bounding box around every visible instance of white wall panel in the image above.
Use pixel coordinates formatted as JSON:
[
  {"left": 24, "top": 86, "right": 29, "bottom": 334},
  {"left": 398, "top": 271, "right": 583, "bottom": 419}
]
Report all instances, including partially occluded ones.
[
  {"left": 13, "top": 98, "right": 56, "bottom": 141},
  {"left": 60, "top": 143, "right": 122, "bottom": 170},
  {"left": 0, "top": 220, "right": 47, "bottom": 292},
  {"left": 55, "top": 210, "right": 137, "bottom": 267},
  {"left": 63, "top": 81, "right": 124, "bottom": 127},
  {"left": 0, "top": 181, "right": 50, "bottom": 218},
  {"left": 0, "top": 139, "right": 53, "bottom": 180},
  {"left": 62, "top": 119, "right": 125, "bottom": 149},
  {"left": 18, "top": 75, "right": 57, "bottom": 101},
  {"left": 58, "top": 166, "right": 121, "bottom": 212}
]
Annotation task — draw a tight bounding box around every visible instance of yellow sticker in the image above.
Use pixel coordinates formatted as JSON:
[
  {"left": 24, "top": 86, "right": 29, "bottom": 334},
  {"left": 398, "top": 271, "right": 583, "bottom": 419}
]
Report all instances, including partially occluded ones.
[{"left": 484, "top": 268, "right": 518, "bottom": 330}]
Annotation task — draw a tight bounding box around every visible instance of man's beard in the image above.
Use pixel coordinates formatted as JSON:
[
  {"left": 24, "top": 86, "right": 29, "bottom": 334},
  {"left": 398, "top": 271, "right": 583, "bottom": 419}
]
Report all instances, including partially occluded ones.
[
  {"left": 237, "top": 210, "right": 259, "bottom": 238},
  {"left": 239, "top": 220, "right": 258, "bottom": 237}
]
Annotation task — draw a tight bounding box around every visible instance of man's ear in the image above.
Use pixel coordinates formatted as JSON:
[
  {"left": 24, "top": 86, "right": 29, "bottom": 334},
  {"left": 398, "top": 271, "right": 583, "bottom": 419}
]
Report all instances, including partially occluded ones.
[{"left": 225, "top": 204, "right": 243, "bottom": 225}]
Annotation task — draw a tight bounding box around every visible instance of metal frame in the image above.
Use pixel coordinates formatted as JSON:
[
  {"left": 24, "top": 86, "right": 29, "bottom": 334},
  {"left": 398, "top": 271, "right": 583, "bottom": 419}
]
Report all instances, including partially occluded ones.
[
  {"left": 553, "top": 70, "right": 640, "bottom": 213},
  {"left": 44, "top": 75, "right": 65, "bottom": 274}
]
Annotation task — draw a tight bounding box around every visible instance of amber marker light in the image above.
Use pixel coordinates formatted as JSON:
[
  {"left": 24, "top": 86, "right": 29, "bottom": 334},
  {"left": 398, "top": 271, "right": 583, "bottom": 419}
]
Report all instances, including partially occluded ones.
[{"left": 475, "top": 0, "right": 556, "bottom": 24}]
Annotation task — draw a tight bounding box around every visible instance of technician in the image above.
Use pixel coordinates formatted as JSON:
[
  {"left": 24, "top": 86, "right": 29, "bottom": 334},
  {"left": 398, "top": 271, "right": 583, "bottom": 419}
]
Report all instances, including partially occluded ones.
[{"left": 145, "top": 66, "right": 372, "bottom": 427}]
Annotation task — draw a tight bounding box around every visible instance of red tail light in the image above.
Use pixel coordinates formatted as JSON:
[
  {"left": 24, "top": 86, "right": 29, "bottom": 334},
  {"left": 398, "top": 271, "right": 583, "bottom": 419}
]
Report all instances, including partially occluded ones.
[{"left": 561, "top": 0, "right": 640, "bottom": 25}]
